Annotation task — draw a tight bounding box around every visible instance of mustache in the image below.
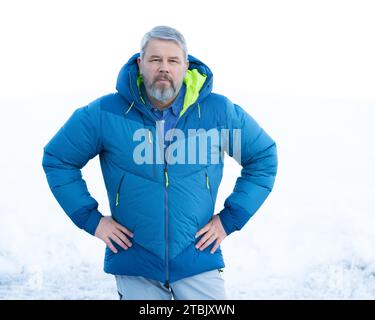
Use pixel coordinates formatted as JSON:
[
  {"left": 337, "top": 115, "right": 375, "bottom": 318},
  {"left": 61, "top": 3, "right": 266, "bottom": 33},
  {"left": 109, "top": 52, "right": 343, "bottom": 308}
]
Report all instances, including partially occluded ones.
[{"left": 154, "top": 75, "right": 172, "bottom": 82}]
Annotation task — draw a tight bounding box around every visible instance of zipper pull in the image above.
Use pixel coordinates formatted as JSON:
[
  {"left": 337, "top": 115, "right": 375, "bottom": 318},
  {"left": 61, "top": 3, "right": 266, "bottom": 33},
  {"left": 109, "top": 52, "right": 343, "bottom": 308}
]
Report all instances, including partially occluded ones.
[
  {"left": 206, "top": 172, "right": 210, "bottom": 189},
  {"left": 164, "top": 169, "right": 169, "bottom": 188},
  {"left": 115, "top": 192, "right": 119, "bottom": 207}
]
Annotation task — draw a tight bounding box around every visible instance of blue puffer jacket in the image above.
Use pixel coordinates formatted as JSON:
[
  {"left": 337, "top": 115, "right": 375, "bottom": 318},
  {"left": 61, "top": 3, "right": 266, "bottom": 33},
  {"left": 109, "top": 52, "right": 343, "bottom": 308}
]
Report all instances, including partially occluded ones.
[{"left": 42, "top": 53, "right": 278, "bottom": 285}]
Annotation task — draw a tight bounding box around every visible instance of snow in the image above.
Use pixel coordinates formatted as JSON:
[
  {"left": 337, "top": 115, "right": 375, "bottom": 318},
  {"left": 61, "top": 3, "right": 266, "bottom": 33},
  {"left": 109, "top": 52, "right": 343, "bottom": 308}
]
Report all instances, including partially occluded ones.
[{"left": 1, "top": 94, "right": 374, "bottom": 299}]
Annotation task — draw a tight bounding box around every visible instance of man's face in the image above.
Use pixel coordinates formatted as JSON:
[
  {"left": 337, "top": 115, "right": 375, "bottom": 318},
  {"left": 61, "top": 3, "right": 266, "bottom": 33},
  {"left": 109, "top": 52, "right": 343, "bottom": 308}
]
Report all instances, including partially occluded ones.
[{"left": 137, "top": 39, "right": 189, "bottom": 104}]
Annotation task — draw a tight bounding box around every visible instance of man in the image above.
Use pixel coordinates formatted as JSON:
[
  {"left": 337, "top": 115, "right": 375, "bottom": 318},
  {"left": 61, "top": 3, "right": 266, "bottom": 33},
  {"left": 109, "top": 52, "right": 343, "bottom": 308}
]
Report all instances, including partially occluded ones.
[{"left": 42, "top": 26, "right": 278, "bottom": 300}]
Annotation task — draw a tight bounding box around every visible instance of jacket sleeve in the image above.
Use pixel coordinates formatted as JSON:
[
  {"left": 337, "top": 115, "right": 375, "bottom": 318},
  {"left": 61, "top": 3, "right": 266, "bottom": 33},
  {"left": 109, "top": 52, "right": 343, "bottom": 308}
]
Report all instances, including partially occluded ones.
[
  {"left": 218, "top": 100, "right": 278, "bottom": 236},
  {"left": 42, "top": 99, "right": 103, "bottom": 236}
]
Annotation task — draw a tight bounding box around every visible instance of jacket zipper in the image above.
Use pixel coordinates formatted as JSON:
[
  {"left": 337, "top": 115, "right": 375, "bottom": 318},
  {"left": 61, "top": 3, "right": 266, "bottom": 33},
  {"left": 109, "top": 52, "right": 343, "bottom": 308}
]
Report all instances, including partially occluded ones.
[
  {"left": 162, "top": 103, "right": 200, "bottom": 289},
  {"left": 163, "top": 121, "right": 172, "bottom": 289},
  {"left": 115, "top": 173, "right": 126, "bottom": 208},
  {"left": 163, "top": 167, "right": 170, "bottom": 289}
]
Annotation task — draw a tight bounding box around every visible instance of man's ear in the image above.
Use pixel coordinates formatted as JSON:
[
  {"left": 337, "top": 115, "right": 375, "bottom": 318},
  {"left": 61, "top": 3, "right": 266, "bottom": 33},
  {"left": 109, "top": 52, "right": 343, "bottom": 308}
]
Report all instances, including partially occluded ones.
[
  {"left": 185, "top": 59, "right": 189, "bottom": 71},
  {"left": 137, "top": 57, "right": 142, "bottom": 72}
]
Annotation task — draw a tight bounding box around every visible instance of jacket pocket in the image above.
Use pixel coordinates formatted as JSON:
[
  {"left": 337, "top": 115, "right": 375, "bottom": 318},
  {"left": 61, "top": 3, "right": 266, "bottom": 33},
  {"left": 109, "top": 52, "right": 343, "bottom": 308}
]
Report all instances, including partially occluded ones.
[{"left": 204, "top": 168, "right": 215, "bottom": 212}]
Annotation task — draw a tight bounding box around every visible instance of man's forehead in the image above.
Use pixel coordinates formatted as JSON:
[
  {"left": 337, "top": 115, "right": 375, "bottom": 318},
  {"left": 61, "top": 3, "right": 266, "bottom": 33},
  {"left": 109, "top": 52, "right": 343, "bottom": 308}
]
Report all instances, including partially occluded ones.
[{"left": 144, "top": 39, "right": 184, "bottom": 58}]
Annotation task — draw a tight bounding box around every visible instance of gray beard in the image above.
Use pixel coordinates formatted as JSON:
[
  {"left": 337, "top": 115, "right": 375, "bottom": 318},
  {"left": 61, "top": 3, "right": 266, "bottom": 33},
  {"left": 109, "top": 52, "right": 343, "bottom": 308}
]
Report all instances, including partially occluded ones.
[{"left": 144, "top": 78, "right": 183, "bottom": 104}]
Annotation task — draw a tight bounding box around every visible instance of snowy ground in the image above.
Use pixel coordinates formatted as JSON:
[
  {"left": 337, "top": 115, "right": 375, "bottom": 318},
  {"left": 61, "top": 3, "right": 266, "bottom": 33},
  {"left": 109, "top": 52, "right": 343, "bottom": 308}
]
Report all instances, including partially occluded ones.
[{"left": 0, "top": 94, "right": 374, "bottom": 299}]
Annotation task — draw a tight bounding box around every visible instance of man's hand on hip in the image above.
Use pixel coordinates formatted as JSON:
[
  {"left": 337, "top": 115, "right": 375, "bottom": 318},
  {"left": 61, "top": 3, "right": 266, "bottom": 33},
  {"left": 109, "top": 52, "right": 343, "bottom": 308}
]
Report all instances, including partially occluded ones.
[
  {"left": 195, "top": 214, "right": 227, "bottom": 254},
  {"left": 95, "top": 216, "right": 134, "bottom": 253}
]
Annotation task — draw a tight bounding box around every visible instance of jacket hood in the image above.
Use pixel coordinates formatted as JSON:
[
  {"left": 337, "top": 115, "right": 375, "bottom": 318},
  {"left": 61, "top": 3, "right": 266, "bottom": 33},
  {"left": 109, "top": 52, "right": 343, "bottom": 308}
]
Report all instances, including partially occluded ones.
[{"left": 116, "top": 53, "right": 213, "bottom": 116}]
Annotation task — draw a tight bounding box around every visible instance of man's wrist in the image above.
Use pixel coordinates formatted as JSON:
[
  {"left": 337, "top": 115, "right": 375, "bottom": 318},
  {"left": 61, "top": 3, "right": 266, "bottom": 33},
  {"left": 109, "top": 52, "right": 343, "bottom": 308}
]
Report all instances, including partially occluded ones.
[
  {"left": 84, "top": 210, "right": 104, "bottom": 236},
  {"left": 218, "top": 208, "right": 236, "bottom": 236}
]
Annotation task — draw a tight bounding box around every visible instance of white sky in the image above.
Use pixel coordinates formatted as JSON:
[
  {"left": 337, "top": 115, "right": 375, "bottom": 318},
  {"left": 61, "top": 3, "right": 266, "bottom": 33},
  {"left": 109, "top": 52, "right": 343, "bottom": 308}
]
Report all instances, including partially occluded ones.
[{"left": 0, "top": 0, "right": 374, "bottom": 102}]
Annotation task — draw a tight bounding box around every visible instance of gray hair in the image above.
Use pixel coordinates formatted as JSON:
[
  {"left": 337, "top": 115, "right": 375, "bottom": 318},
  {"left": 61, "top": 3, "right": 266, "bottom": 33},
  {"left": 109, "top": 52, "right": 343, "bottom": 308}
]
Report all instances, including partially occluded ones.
[{"left": 140, "top": 26, "right": 188, "bottom": 60}]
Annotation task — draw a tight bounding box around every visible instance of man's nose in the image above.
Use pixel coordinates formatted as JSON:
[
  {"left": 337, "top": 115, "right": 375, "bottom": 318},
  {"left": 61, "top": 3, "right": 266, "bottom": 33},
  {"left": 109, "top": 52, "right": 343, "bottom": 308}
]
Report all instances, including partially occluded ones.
[{"left": 158, "top": 60, "right": 170, "bottom": 73}]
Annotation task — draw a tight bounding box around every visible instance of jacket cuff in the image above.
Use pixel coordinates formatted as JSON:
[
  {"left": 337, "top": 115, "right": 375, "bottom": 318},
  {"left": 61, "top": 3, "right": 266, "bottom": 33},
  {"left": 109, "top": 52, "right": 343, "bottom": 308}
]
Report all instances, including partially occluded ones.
[
  {"left": 83, "top": 209, "right": 103, "bottom": 236},
  {"left": 218, "top": 208, "right": 237, "bottom": 236}
]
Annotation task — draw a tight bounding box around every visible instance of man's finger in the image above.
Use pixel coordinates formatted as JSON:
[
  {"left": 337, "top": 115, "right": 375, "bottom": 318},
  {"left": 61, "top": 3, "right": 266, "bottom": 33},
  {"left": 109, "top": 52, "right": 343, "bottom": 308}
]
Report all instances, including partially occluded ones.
[
  {"left": 195, "top": 231, "right": 214, "bottom": 249},
  {"left": 210, "top": 239, "right": 221, "bottom": 254},
  {"left": 195, "top": 230, "right": 212, "bottom": 248},
  {"left": 105, "top": 238, "right": 118, "bottom": 253},
  {"left": 198, "top": 234, "right": 216, "bottom": 251},
  {"left": 195, "top": 223, "right": 211, "bottom": 239},
  {"left": 114, "top": 222, "right": 134, "bottom": 238},
  {"left": 113, "top": 230, "right": 132, "bottom": 248},
  {"left": 110, "top": 233, "right": 129, "bottom": 251}
]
